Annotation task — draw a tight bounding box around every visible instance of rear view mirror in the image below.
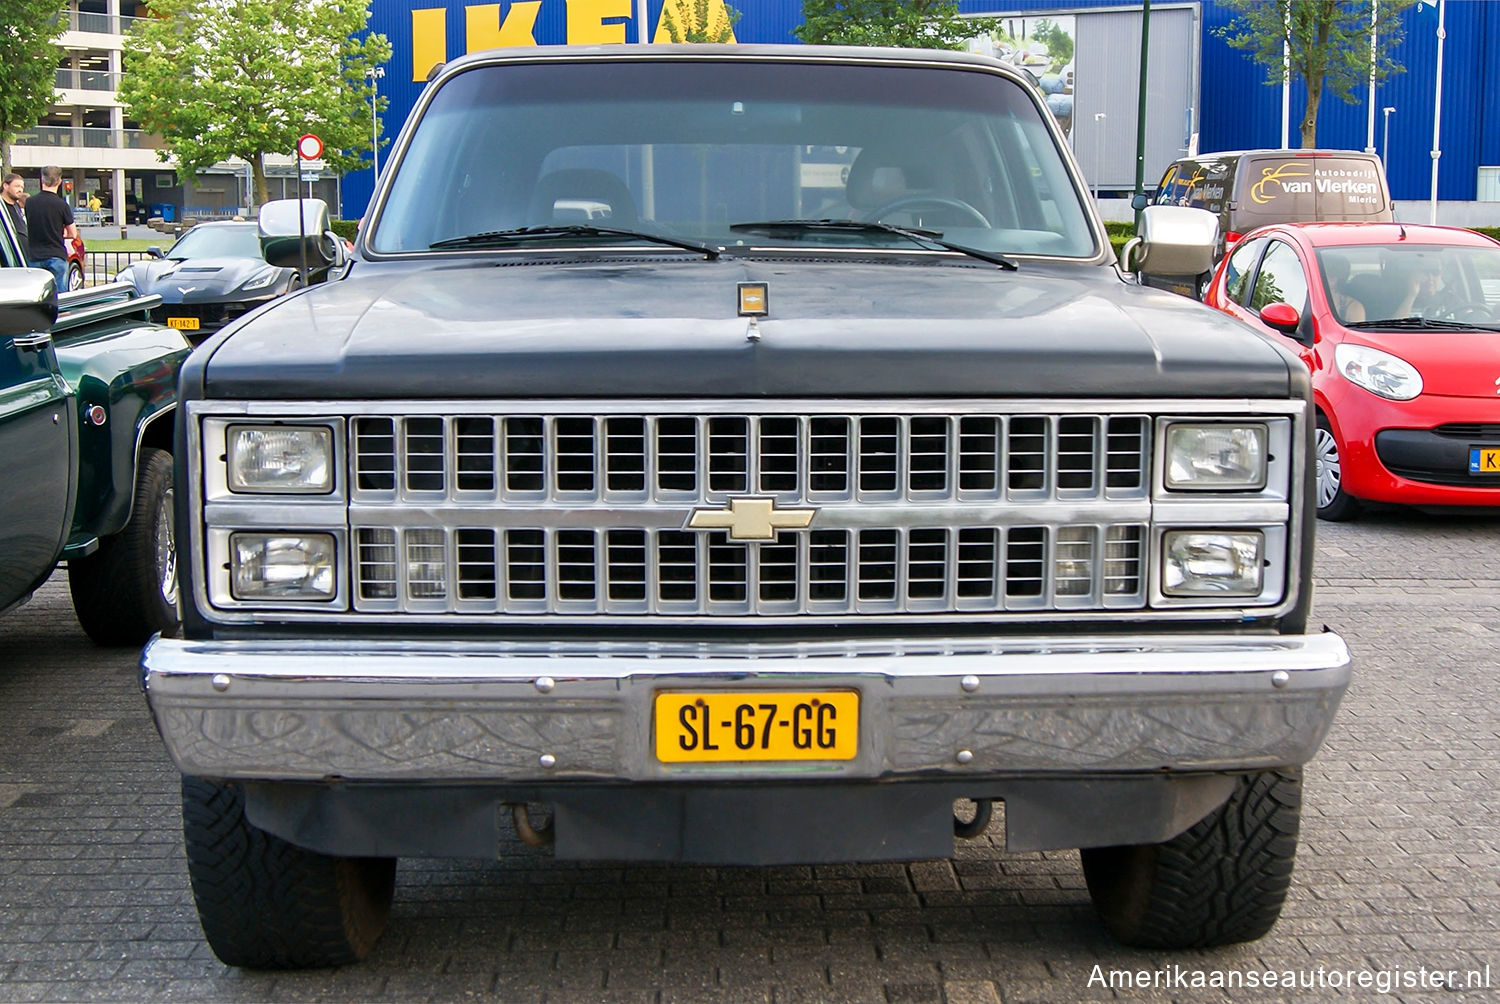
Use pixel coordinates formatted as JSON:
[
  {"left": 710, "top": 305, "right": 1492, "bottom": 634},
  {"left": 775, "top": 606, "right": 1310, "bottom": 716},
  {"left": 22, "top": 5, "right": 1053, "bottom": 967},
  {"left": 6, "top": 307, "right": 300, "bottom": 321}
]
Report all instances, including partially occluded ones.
[
  {"left": 258, "top": 199, "right": 338, "bottom": 269},
  {"left": 1134, "top": 206, "right": 1219, "bottom": 278},
  {"left": 146, "top": 246, "right": 165, "bottom": 259},
  {"left": 1130, "top": 193, "right": 1149, "bottom": 212}
]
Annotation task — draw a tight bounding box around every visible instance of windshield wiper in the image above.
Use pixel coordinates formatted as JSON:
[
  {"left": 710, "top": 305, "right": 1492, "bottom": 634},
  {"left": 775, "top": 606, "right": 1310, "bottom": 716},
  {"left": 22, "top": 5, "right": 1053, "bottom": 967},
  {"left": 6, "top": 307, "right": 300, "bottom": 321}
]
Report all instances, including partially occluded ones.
[
  {"left": 1344, "top": 316, "right": 1500, "bottom": 332},
  {"left": 729, "top": 219, "right": 1018, "bottom": 271},
  {"left": 430, "top": 225, "right": 721, "bottom": 260}
]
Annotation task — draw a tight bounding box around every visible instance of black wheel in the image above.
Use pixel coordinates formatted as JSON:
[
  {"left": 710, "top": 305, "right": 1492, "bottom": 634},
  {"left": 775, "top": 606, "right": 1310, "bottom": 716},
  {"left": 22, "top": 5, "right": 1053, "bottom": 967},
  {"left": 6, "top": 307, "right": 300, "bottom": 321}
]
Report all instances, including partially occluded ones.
[
  {"left": 1081, "top": 769, "right": 1302, "bottom": 949},
  {"left": 1314, "top": 414, "right": 1360, "bottom": 521},
  {"left": 67, "top": 261, "right": 85, "bottom": 291},
  {"left": 182, "top": 777, "right": 396, "bottom": 969},
  {"left": 865, "top": 195, "right": 990, "bottom": 229},
  {"left": 68, "top": 446, "right": 180, "bottom": 645}
]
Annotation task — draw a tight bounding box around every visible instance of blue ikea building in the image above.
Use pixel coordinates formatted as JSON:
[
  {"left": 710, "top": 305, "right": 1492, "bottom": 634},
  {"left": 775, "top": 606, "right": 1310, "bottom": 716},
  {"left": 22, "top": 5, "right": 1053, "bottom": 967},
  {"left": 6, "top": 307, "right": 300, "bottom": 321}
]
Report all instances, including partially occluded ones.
[{"left": 348, "top": 1, "right": 1500, "bottom": 224}]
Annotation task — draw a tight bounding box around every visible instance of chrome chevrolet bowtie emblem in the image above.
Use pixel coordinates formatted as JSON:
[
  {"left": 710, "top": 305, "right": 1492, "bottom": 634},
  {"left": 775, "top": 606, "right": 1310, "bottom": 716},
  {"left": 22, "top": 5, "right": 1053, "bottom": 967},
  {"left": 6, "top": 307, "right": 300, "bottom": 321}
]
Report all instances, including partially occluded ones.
[{"left": 686, "top": 497, "right": 816, "bottom": 541}]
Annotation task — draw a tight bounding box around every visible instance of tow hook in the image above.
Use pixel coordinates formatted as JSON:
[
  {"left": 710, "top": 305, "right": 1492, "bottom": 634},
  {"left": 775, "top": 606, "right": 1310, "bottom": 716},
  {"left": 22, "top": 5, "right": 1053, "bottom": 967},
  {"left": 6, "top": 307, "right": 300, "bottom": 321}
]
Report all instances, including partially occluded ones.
[
  {"left": 953, "top": 798, "right": 993, "bottom": 839},
  {"left": 507, "top": 803, "right": 555, "bottom": 847}
]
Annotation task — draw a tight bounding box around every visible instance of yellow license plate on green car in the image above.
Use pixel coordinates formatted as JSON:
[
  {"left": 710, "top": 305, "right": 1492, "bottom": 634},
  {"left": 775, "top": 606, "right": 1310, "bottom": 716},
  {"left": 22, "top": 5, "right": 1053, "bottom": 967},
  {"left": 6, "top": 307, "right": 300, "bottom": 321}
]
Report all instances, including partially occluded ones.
[
  {"left": 166, "top": 316, "right": 199, "bottom": 331},
  {"left": 1470, "top": 447, "right": 1500, "bottom": 475},
  {"left": 655, "top": 691, "right": 859, "bottom": 763}
]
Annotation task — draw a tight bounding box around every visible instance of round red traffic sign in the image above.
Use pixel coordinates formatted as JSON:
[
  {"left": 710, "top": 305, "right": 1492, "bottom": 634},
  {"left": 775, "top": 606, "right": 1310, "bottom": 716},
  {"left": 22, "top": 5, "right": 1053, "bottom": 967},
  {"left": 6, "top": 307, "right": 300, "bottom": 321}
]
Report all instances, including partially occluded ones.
[{"left": 296, "top": 133, "right": 323, "bottom": 160}]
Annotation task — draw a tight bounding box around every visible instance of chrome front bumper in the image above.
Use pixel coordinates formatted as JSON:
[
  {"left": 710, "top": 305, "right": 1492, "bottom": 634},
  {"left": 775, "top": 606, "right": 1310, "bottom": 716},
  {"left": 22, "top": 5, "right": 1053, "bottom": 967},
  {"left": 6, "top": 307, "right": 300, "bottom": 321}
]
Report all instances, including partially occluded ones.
[{"left": 143, "top": 631, "right": 1350, "bottom": 783}]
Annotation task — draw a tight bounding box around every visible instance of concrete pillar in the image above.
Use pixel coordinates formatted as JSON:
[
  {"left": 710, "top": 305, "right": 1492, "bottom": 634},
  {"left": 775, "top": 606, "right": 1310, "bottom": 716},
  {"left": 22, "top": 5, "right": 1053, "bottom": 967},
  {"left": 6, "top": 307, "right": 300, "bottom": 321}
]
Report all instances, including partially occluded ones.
[{"left": 114, "top": 168, "right": 127, "bottom": 239}]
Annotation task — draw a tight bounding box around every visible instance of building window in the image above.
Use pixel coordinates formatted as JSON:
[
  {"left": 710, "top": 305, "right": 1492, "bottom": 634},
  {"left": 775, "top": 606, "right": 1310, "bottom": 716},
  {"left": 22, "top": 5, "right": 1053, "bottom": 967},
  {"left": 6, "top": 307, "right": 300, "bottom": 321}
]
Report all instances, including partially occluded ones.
[{"left": 1478, "top": 167, "right": 1500, "bottom": 202}]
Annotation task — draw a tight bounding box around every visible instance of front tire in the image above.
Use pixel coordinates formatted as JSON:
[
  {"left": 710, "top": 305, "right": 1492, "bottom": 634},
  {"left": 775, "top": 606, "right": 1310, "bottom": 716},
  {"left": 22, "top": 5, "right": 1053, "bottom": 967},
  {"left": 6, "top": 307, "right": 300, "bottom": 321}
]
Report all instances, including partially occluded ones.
[
  {"left": 68, "top": 261, "right": 85, "bottom": 291},
  {"left": 1081, "top": 769, "right": 1302, "bottom": 949},
  {"left": 68, "top": 447, "right": 179, "bottom": 645},
  {"left": 1314, "top": 414, "right": 1360, "bottom": 521},
  {"left": 182, "top": 778, "right": 396, "bottom": 969}
]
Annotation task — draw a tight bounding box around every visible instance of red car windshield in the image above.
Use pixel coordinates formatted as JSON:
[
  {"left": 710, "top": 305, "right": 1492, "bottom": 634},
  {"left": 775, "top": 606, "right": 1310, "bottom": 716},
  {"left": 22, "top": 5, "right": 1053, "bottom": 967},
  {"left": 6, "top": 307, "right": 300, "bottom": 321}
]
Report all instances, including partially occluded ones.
[{"left": 1315, "top": 243, "right": 1500, "bottom": 327}]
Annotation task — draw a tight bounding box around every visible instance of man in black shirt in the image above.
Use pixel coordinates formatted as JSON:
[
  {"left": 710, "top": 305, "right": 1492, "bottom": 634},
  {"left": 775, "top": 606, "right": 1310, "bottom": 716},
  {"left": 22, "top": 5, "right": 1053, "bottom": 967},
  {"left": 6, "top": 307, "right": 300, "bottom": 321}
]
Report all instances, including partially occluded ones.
[
  {"left": 25, "top": 165, "right": 78, "bottom": 292},
  {"left": 1, "top": 173, "right": 27, "bottom": 249}
]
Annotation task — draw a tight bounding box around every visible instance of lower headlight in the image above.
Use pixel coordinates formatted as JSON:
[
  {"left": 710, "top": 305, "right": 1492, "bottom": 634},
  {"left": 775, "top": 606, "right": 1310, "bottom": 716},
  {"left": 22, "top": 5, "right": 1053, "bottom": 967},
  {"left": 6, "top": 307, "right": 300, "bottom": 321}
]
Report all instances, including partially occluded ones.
[
  {"left": 230, "top": 533, "right": 336, "bottom": 600},
  {"left": 1162, "top": 531, "right": 1264, "bottom": 596}
]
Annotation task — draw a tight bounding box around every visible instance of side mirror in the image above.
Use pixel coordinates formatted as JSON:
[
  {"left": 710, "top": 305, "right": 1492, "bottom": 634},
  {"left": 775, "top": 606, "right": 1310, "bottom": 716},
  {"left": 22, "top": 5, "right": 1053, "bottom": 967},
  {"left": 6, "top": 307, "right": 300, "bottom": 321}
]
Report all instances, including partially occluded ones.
[
  {"left": 258, "top": 198, "right": 336, "bottom": 269},
  {"left": 0, "top": 268, "right": 59, "bottom": 337},
  {"left": 1130, "top": 192, "right": 1149, "bottom": 212},
  {"left": 146, "top": 246, "right": 165, "bottom": 258},
  {"left": 1259, "top": 301, "right": 1301, "bottom": 336},
  {"left": 1134, "top": 205, "right": 1219, "bottom": 278}
]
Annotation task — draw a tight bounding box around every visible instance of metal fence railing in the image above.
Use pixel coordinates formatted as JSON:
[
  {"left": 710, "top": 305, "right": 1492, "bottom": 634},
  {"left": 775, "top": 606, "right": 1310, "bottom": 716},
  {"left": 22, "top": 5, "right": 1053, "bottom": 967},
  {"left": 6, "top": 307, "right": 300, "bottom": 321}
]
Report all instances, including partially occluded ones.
[{"left": 81, "top": 250, "right": 155, "bottom": 288}]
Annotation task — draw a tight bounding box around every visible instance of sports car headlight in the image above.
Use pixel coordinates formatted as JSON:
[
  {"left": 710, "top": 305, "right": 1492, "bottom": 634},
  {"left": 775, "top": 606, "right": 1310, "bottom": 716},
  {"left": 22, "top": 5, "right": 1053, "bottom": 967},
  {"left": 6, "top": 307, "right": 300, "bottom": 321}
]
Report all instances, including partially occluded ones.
[
  {"left": 1162, "top": 531, "right": 1264, "bottom": 596},
  {"left": 241, "top": 267, "right": 281, "bottom": 291},
  {"left": 1164, "top": 424, "right": 1268, "bottom": 490},
  {"left": 1335, "top": 343, "right": 1423, "bottom": 401},
  {"left": 227, "top": 425, "right": 333, "bottom": 493},
  {"left": 230, "top": 533, "right": 336, "bottom": 599}
]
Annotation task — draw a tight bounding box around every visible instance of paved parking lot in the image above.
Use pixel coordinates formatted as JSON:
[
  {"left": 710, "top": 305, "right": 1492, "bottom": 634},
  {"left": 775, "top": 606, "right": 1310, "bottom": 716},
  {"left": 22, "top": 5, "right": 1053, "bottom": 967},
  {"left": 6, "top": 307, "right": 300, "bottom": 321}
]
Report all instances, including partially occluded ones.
[{"left": 1, "top": 512, "right": 1497, "bottom": 1002}]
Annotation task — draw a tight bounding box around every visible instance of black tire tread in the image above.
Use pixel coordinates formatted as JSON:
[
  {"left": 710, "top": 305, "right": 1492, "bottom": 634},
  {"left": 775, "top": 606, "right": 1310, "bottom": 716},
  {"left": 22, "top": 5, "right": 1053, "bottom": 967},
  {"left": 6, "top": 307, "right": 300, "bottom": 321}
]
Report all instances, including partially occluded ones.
[
  {"left": 182, "top": 777, "right": 395, "bottom": 969},
  {"left": 68, "top": 447, "right": 178, "bottom": 645},
  {"left": 1082, "top": 769, "right": 1302, "bottom": 949}
]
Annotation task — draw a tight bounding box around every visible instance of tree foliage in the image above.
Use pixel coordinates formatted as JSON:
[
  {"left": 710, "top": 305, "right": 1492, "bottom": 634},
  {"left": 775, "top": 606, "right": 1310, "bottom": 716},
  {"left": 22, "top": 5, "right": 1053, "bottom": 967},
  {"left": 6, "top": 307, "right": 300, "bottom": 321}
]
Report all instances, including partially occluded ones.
[
  {"left": 658, "top": 0, "right": 741, "bottom": 43},
  {"left": 1215, "top": 0, "right": 1414, "bottom": 148},
  {"left": 121, "top": 0, "right": 391, "bottom": 205},
  {"left": 1031, "top": 19, "right": 1073, "bottom": 70},
  {"left": 0, "top": 0, "right": 65, "bottom": 175},
  {"left": 794, "top": 0, "right": 992, "bottom": 50}
]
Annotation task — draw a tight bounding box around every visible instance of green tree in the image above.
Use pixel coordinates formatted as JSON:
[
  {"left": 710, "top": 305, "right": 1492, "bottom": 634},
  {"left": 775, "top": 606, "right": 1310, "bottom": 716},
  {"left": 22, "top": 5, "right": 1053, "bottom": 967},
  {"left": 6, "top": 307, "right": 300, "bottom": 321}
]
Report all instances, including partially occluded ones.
[
  {"left": 1216, "top": 0, "right": 1414, "bottom": 149},
  {"left": 120, "top": 0, "right": 391, "bottom": 206},
  {"left": 0, "top": 0, "right": 65, "bottom": 175},
  {"left": 795, "top": 0, "right": 993, "bottom": 50},
  {"left": 1031, "top": 19, "right": 1073, "bottom": 71},
  {"left": 659, "top": 0, "right": 741, "bottom": 43}
]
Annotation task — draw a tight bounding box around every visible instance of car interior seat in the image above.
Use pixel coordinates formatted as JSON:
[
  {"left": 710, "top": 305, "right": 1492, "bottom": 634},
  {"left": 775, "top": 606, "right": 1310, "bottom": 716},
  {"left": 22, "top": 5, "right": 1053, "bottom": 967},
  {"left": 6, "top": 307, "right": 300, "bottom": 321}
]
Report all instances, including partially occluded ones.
[
  {"left": 1343, "top": 273, "right": 1388, "bottom": 320},
  {"left": 528, "top": 169, "right": 638, "bottom": 226},
  {"left": 844, "top": 148, "right": 933, "bottom": 220}
]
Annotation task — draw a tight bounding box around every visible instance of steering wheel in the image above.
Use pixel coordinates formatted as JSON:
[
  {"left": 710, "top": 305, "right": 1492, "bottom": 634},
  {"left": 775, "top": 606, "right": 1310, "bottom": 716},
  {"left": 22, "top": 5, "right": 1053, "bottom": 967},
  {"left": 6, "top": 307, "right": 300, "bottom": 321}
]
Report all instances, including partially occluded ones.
[
  {"left": 865, "top": 196, "right": 990, "bottom": 229},
  {"left": 1445, "top": 304, "right": 1499, "bottom": 325}
]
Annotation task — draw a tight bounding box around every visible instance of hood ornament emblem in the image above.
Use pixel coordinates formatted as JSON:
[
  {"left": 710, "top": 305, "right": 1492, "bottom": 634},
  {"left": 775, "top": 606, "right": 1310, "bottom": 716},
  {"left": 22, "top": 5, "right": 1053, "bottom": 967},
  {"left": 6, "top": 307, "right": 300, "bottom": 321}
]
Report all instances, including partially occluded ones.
[
  {"left": 686, "top": 497, "right": 815, "bottom": 541},
  {"left": 177, "top": 285, "right": 195, "bottom": 295},
  {"left": 738, "top": 281, "right": 768, "bottom": 342}
]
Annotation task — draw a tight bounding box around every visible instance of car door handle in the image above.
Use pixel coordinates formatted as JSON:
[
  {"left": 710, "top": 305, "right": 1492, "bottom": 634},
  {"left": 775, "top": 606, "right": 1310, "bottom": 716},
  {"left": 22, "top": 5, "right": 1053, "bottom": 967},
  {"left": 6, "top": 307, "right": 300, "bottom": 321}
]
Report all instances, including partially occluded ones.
[{"left": 12, "top": 333, "right": 53, "bottom": 351}]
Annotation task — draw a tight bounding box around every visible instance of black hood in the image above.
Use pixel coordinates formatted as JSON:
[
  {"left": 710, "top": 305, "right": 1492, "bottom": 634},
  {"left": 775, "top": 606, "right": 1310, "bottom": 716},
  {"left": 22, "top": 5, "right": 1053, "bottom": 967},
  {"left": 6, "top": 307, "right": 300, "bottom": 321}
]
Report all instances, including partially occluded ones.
[
  {"left": 190, "top": 256, "right": 1299, "bottom": 400},
  {"left": 127, "top": 256, "right": 291, "bottom": 304}
]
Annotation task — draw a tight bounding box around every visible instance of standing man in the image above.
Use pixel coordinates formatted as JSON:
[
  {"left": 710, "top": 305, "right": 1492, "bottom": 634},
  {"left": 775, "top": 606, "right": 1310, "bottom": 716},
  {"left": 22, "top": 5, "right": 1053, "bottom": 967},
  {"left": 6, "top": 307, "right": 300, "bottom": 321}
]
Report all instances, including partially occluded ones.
[
  {"left": 1, "top": 173, "right": 27, "bottom": 249},
  {"left": 25, "top": 166, "right": 78, "bottom": 292}
]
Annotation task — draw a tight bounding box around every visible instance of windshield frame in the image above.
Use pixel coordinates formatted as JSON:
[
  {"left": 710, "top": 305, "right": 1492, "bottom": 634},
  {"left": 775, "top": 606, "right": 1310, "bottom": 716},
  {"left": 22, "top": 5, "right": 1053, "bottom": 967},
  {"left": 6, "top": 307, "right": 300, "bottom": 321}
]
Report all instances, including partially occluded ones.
[{"left": 362, "top": 46, "right": 1110, "bottom": 267}]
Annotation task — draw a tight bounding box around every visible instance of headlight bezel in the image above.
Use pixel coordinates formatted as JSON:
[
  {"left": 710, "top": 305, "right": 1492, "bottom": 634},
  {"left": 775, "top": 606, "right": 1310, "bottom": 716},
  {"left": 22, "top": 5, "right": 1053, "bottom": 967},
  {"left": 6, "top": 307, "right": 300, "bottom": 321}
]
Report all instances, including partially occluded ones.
[
  {"left": 240, "top": 267, "right": 283, "bottom": 292},
  {"left": 228, "top": 531, "right": 339, "bottom": 601},
  {"left": 225, "top": 423, "right": 337, "bottom": 495},
  {"left": 1162, "top": 422, "right": 1270, "bottom": 492}
]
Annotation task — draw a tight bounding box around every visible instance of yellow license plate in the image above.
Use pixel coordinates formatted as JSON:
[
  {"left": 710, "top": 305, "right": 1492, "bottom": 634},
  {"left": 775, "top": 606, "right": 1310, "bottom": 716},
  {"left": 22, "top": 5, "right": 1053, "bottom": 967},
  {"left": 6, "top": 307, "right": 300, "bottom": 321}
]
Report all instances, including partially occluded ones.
[
  {"left": 1471, "top": 447, "right": 1500, "bottom": 475},
  {"left": 166, "top": 316, "right": 199, "bottom": 331},
  {"left": 655, "top": 691, "right": 859, "bottom": 763}
]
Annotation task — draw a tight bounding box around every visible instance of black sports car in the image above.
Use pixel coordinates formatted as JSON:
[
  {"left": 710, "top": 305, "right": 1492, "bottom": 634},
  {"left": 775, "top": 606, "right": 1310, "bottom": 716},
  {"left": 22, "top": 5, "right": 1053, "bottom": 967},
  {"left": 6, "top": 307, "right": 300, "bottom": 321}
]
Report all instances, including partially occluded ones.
[{"left": 116, "top": 221, "right": 301, "bottom": 340}]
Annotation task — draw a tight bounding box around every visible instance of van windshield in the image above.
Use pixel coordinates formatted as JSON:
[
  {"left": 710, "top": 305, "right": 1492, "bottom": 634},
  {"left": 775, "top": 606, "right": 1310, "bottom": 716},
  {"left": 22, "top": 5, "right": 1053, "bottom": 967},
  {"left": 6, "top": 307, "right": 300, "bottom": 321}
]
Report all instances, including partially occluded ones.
[
  {"left": 1237, "top": 157, "right": 1388, "bottom": 226},
  {"left": 370, "top": 59, "right": 1098, "bottom": 259}
]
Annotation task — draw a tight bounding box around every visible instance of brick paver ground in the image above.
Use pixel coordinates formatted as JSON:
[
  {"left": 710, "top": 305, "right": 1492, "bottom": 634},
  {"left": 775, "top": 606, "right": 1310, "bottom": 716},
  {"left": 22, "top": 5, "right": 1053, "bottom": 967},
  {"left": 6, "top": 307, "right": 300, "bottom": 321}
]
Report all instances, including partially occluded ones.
[{"left": 1, "top": 512, "right": 1497, "bottom": 1002}]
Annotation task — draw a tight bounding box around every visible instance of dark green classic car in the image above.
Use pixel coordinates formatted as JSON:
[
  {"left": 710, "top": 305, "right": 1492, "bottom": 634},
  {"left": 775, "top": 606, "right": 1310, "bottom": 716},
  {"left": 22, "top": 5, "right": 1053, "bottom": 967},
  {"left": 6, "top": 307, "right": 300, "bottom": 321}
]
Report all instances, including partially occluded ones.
[{"left": 0, "top": 197, "right": 191, "bottom": 644}]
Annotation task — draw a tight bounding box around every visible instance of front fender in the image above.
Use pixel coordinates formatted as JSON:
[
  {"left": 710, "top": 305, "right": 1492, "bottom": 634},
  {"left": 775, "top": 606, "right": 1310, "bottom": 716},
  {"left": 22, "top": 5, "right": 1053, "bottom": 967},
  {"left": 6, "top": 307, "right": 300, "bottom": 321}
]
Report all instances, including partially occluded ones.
[{"left": 54, "top": 320, "right": 191, "bottom": 551}]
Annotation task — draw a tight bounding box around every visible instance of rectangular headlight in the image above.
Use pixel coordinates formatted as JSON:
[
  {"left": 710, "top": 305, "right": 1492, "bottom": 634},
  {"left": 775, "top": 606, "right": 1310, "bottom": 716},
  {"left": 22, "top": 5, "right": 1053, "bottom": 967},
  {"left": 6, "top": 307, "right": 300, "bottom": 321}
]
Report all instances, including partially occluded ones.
[
  {"left": 228, "top": 425, "right": 333, "bottom": 493},
  {"left": 1164, "top": 424, "right": 1267, "bottom": 490},
  {"left": 230, "top": 533, "right": 336, "bottom": 600},
  {"left": 1162, "top": 531, "right": 1264, "bottom": 596}
]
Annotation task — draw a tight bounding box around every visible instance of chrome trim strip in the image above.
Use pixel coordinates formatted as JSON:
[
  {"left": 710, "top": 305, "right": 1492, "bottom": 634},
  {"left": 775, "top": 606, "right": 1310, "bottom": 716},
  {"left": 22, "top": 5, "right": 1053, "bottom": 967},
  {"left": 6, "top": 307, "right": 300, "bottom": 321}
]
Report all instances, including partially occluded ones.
[{"left": 143, "top": 630, "right": 1350, "bottom": 782}]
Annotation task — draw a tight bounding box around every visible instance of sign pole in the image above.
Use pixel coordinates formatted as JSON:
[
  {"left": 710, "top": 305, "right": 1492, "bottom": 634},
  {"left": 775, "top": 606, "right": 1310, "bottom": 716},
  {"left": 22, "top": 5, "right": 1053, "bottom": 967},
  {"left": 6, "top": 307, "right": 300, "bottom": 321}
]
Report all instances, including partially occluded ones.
[{"left": 295, "top": 133, "right": 324, "bottom": 287}]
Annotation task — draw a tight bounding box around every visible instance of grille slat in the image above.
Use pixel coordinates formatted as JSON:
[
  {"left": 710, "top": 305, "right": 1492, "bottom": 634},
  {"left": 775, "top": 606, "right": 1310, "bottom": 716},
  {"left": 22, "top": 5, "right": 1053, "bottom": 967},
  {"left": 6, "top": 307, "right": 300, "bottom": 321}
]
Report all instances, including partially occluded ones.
[{"left": 348, "top": 408, "right": 1153, "bottom": 616}]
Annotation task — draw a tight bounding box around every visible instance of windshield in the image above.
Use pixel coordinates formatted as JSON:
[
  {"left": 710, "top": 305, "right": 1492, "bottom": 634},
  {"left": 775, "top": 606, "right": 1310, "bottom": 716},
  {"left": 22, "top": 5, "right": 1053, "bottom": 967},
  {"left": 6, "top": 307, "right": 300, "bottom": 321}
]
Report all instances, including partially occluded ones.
[
  {"left": 1316, "top": 242, "right": 1500, "bottom": 327},
  {"left": 370, "top": 59, "right": 1097, "bottom": 258},
  {"left": 168, "top": 225, "right": 263, "bottom": 260}
]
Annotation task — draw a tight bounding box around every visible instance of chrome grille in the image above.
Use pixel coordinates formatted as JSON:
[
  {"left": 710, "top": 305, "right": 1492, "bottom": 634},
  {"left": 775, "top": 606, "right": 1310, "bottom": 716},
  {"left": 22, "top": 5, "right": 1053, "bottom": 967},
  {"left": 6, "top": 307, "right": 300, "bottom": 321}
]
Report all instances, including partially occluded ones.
[
  {"left": 351, "top": 412, "right": 1148, "bottom": 503},
  {"left": 352, "top": 524, "right": 1147, "bottom": 615},
  {"left": 344, "top": 409, "right": 1153, "bottom": 617}
]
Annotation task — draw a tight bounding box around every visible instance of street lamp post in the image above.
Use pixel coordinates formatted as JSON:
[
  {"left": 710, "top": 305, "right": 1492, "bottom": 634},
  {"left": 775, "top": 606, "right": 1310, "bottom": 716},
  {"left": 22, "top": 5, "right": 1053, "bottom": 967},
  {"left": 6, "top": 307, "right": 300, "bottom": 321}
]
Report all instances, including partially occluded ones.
[
  {"left": 1093, "top": 112, "right": 1106, "bottom": 197},
  {"left": 367, "top": 65, "right": 385, "bottom": 182},
  {"left": 1382, "top": 106, "right": 1396, "bottom": 168}
]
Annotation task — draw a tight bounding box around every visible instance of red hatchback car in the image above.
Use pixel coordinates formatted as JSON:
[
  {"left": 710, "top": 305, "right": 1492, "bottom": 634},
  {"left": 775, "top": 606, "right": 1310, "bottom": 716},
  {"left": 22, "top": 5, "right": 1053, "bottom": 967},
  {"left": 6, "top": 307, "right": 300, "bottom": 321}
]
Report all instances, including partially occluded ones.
[{"left": 1205, "top": 222, "right": 1500, "bottom": 519}]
